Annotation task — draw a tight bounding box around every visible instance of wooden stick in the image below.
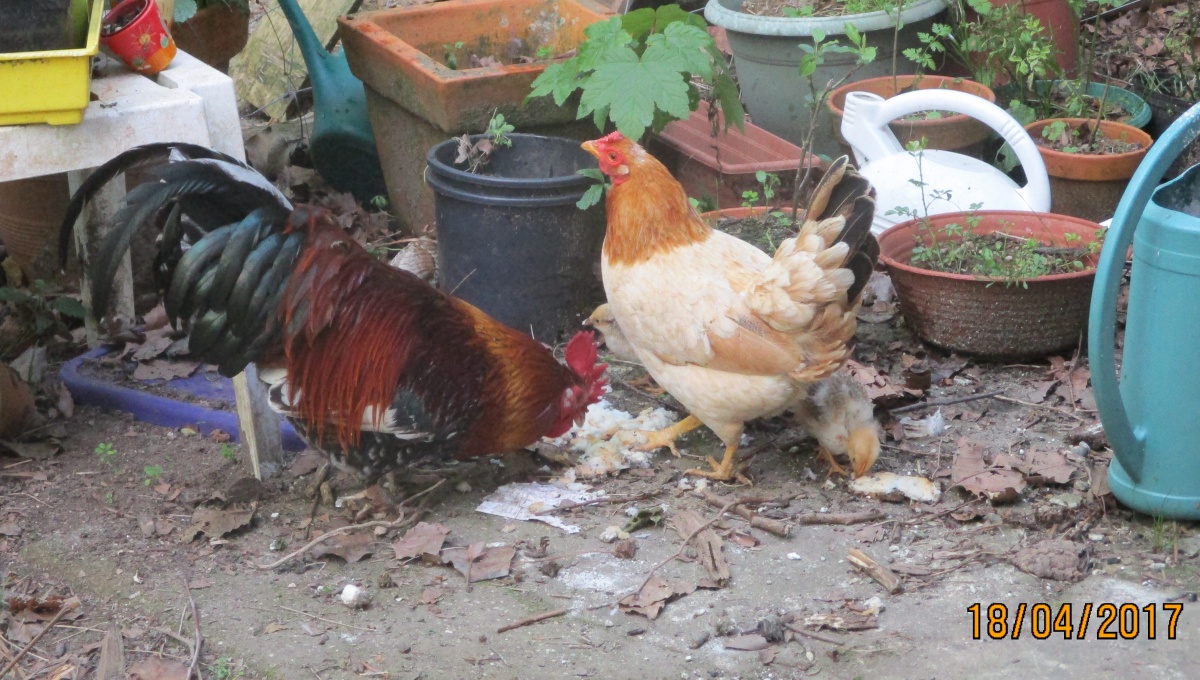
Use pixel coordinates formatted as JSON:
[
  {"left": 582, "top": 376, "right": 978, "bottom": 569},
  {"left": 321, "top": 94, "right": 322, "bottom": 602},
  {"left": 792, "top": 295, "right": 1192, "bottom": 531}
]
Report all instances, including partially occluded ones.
[
  {"left": 993, "top": 395, "right": 1086, "bottom": 421},
  {"left": 847, "top": 548, "right": 903, "bottom": 594},
  {"left": 496, "top": 607, "right": 569, "bottom": 634},
  {"left": 698, "top": 490, "right": 791, "bottom": 537},
  {"left": 0, "top": 600, "right": 77, "bottom": 677},
  {"left": 183, "top": 577, "right": 203, "bottom": 680},
  {"left": 786, "top": 625, "right": 846, "bottom": 646},
  {"left": 279, "top": 606, "right": 377, "bottom": 633},
  {"left": 889, "top": 390, "right": 1003, "bottom": 415},
  {"left": 534, "top": 491, "right": 661, "bottom": 515},
  {"left": 792, "top": 510, "right": 886, "bottom": 525}
]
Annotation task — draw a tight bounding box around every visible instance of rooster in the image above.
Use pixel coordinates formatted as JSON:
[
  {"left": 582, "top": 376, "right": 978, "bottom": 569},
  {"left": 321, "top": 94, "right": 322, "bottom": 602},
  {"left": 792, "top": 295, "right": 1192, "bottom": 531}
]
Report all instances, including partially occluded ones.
[
  {"left": 59, "top": 143, "right": 609, "bottom": 482},
  {"left": 582, "top": 133, "right": 877, "bottom": 482}
]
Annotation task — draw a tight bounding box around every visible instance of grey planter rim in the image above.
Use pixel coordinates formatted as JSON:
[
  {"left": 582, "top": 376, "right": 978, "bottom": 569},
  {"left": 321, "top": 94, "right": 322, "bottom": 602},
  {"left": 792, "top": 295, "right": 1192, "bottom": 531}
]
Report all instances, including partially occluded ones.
[{"left": 704, "top": 0, "right": 948, "bottom": 37}]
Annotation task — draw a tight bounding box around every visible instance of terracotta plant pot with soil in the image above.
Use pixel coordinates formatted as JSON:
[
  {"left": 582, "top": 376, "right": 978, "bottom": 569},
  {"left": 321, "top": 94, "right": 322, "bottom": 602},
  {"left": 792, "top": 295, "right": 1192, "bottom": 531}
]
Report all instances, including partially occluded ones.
[
  {"left": 648, "top": 101, "right": 822, "bottom": 211},
  {"left": 338, "top": 0, "right": 612, "bottom": 232},
  {"left": 878, "top": 210, "right": 1103, "bottom": 360},
  {"left": 1025, "top": 118, "right": 1152, "bottom": 224},
  {"left": 698, "top": 205, "right": 807, "bottom": 254},
  {"left": 827, "top": 75, "right": 996, "bottom": 157}
]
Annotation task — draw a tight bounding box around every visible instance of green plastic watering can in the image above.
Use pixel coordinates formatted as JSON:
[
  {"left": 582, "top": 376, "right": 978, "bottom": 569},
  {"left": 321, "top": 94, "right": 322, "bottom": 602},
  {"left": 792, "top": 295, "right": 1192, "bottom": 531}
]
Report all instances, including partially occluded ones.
[
  {"left": 1090, "top": 101, "right": 1200, "bottom": 520},
  {"left": 277, "top": 0, "right": 387, "bottom": 203}
]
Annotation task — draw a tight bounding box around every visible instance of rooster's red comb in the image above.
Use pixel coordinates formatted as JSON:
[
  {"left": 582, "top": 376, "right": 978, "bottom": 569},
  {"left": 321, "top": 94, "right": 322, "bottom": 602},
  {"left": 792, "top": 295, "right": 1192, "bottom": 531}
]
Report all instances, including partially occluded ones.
[
  {"left": 565, "top": 330, "right": 607, "bottom": 383},
  {"left": 597, "top": 131, "right": 626, "bottom": 146}
]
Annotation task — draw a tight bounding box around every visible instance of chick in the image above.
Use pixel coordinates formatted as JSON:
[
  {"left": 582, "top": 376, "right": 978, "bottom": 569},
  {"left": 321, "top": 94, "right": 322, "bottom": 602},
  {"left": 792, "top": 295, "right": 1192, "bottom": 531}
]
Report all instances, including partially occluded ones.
[
  {"left": 792, "top": 371, "right": 881, "bottom": 478},
  {"left": 583, "top": 303, "right": 639, "bottom": 363}
]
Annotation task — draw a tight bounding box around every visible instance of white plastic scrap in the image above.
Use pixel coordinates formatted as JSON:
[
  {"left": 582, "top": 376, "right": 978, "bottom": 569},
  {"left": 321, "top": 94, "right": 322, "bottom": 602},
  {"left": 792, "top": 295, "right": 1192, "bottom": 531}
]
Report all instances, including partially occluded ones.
[
  {"left": 475, "top": 482, "right": 599, "bottom": 533},
  {"left": 546, "top": 399, "right": 678, "bottom": 477},
  {"left": 849, "top": 472, "right": 941, "bottom": 503},
  {"left": 900, "top": 408, "right": 946, "bottom": 439}
]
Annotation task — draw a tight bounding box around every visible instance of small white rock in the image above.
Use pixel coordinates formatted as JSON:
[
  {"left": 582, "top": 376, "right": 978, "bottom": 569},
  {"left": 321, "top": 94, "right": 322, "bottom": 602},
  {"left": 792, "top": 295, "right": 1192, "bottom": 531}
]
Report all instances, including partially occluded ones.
[
  {"left": 340, "top": 584, "right": 372, "bottom": 609},
  {"left": 624, "top": 506, "right": 641, "bottom": 517},
  {"left": 455, "top": 481, "right": 473, "bottom": 493},
  {"left": 786, "top": 552, "right": 802, "bottom": 561},
  {"left": 599, "top": 525, "right": 629, "bottom": 543}
]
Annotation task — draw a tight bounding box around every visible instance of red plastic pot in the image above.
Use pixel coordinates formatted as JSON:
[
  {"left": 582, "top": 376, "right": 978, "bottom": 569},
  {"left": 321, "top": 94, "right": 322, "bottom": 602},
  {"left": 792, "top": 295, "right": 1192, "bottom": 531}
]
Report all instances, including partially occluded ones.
[
  {"left": 878, "top": 210, "right": 1103, "bottom": 359},
  {"left": 101, "top": 0, "right": 176, "bottom": 76}
]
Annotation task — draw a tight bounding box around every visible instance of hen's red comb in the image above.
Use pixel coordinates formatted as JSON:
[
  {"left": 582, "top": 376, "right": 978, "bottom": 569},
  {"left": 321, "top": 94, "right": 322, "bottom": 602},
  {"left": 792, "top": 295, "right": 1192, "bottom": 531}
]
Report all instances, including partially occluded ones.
[{"left": 597, "top": 131, "right": 626, "bottom": 146}]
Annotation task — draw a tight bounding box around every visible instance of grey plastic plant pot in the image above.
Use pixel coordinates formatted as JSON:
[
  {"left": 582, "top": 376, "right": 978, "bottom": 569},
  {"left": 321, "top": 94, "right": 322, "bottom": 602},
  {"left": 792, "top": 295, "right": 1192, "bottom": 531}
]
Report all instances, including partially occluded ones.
[{"left": 704, "top": 0, "right": 947, "bottom": 158}]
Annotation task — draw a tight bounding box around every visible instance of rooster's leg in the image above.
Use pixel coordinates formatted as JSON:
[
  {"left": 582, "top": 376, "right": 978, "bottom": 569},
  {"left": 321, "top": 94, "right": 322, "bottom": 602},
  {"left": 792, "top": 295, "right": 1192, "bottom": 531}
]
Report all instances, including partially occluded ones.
[
  {"left": 634, "top": 415, "right": 702, "bottom": 457},
  {"left": 817, "top": 445, "right": 849, "bottom": 478},
  {"left": 686, "top": 443, "right": 751, "bottom": 485}
]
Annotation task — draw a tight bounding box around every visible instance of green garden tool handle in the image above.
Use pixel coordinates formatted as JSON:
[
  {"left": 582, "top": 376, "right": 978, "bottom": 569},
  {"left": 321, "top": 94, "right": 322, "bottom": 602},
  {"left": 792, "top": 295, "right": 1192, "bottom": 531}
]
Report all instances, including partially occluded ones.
[{"left": 1088, "top": 102, "right": 1200, "bottom": 484}]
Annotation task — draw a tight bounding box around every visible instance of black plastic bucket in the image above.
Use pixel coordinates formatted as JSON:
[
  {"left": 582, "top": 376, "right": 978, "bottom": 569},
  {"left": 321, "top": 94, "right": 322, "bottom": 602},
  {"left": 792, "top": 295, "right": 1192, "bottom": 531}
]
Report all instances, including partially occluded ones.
[{"left": 426, "top": 133, "right": 606, "bottom": 343}]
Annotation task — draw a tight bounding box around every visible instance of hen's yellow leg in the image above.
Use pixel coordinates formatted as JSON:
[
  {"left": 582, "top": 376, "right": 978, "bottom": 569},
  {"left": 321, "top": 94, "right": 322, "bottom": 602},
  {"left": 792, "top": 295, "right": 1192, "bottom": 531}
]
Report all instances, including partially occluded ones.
[
  {"left": 817, "top": 445, "right": 849, "bottom": 478},
  {"left": 634, "top": 415, "right": 702, "bottom": 457},
  {"left": 687, "top": 443, "right": 751, "bottom": 485}
]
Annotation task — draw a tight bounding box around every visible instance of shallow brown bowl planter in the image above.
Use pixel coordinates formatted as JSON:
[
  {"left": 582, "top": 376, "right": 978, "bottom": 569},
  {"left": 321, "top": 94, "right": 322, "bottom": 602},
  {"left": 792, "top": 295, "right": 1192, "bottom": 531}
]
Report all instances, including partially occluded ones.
[
  {"left": 648, "top": 101, "right": 822, "bottom": 211},
  {"left": 877, "top": 210, "right": 1103, "bottom": 360},
  {"left": 1025, "top": 118, "right": 1152, "bottom": 224},
  {"left": 828, "top": 75, "right": 996, "bottom": 156}
]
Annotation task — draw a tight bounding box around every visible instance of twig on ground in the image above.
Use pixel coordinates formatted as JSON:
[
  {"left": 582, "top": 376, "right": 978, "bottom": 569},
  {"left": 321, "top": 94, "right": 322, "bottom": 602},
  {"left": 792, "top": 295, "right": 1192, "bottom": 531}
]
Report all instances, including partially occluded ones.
[
  {"left": 889, "top": 390, "right": 1004, "bottom": 415},
  {"left": 698, "top": 490, "right": 791, "bottom": 537},
  {"left": 993, "top": 395, "right": 1086, "bottom": 421},
  {"left": 496, "top": 607, "right": 569, "bottom": 633},
  {"left": 279, "top": 606, "right": 377, "bottom": 633},
  {"left": 786, "top": 626, "right": 846, "bottom": 646},
  {"left": 792, "top": 510, "right": 886, "bottom": 525},
  {"left": 847, "top": 548, "right": 903, "bottom": 594},
  {"left": 0, "top": 599, "right": 77, "bottom": 678},
  {"left": 304, "top": 462, "right": 330, "bottom": 539},
  {"left": 534, "top": 491, "right": 661, "bottom": 515},
  {"left": 183, "top": 577, "right": 203, "bottom": 680},
  {"left": 150, "top": 627, "right": 198, "bottom": 650}
]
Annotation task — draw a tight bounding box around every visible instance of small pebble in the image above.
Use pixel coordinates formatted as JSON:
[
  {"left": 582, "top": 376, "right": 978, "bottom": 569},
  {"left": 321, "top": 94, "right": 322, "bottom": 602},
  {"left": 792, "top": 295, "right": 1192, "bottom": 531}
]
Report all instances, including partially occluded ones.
[
  {"left": 1150, "top": 562, "right": 1167, "bottom": 571},
  {"left": 340, "top": 584, "right": 372, "bottom": 609},
  {"left": 599, "top": 525, "right": 630, "bottom": 543},
  {"left": 627, "top": 627, "right": 646, "bottom": 636},
  {"left": 455, "top": 481, "right": 472, "bottom": 493},
  {"left": 688, "top": 631, "right": 710, "bottom": 649},
  {"left": 786, "top": 552, "right": 802, "bottom": 561},
  {"left": 1088, "top": 533, "right": 1105, "bottom": 542}
]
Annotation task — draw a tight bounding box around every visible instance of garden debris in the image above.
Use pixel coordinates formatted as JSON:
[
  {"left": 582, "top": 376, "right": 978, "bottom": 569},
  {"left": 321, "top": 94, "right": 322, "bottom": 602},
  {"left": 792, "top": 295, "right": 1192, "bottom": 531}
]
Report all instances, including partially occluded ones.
[
  {"left": 339, "top": 584, "right": 372, "bottom": 610},
  {"left": 181, "top": 504, "right": 256, "bottom": 541},
  {"left": 5, "top": 596, "right": 82, "bottom": 644},
  {"left": 0, "top": 520, "right": 20, "bottom": 536},
  {"left": 392, "top": 522, "right": 451, "bottom": 561},
  {"left": 797, "top": 610, "right": 878, "bottom": 631},
  {"left": 1067, "top": 421, "right": 1109, "bottom": 451},
  {"left": 844, "top": 360, "right": 922, "bottom": 405},
  {"left": 724, "top": 634, "right": 770, "bottom": 651},
  {"left": 899, "top": 409, "right": 945, "bottom": 438},
  {"left": 847, "top": 548, "right": 903, "bottom": 594},
  {"left": 476, "top": 482, "right": 598, "bottom": 533},
  {"left": 0, "top": 439, "right": 62, "bottom": 460},
  {"left": 849, "top": 472, "right": 940, "bottom": 503},
  {"left": 614, "top": 539, "right": 639, "bottom": 559},
  {"left": 622, "top": 506, "right": 664, "bottom": 533},
  {"left": 949, "top": 438, "right": 1027, "bottom": 502},
  {"left": 288, "top": 452, "right": 325, "bottom": 477},
  {"left": 856, "top": 272, "right": 896, "bottom": 324},
  {"left": 310, "top": 532, "right": 375, "bottom": 563},
  {"left": 132, "top": 359, "right": 200, "bottom": 382},
  {"left": 546, "top": 399, "right": 678, "bottom": 477},
  {"left": 1016, "top": 449, "right": 1075, "bottom": 485},
  {"left": 673, "top": 509, "right": 731, "bottom": 585},
  {"left": 698, "top": 490, "right": 792, "bottom": 537},
  {"left": 1011, "top": 539, "right": 1090, "bottom": 582},
  {"left": 128, "top": 658, "right": 189, "bottom": 680},
  {"left": 599, "top": 525, "right": 629, "bottom": 543},
  {"left": 496, "top": 607, "right": 568, "bottom": 633},
  {"left": 1048, "top": 356, "right": 1096, "bottom": 410},
  {"left": 618, "top": 574, "right": 696, "bottom": 620},
  {"left": 96, "top": 621, "right": 125, "bottom": 680},
  {"left": 443, "top": 543, "right": 516, "bottom": 583},
  {"left": 388, "top": 237, "right": 438, "bottom": 282},
  {"left": 0, "top": 364, "right": 35, "bottom": 438}
]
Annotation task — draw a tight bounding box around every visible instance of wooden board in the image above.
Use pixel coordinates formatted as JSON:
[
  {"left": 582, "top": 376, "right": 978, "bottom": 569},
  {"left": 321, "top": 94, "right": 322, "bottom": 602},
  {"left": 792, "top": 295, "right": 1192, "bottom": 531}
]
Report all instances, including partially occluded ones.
[{"left": 229, "top": 0, "right": 360, "bottom": 121}]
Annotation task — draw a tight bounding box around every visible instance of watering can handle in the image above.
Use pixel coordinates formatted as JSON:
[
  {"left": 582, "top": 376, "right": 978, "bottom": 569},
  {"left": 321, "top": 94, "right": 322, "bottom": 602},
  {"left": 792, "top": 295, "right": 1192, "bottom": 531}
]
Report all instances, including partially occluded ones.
[
  {"left": 1088, "top": 103, "right": 1200, "bottom": 483},
  {"left": 840, "top": 90, "right": 1051, "bottom": 212}
]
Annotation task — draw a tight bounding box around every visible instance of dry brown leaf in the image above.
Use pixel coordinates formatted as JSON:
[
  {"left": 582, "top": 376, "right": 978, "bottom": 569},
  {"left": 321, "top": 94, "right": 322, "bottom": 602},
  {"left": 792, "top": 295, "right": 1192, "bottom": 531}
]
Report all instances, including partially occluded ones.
[
  {"left": 392, "top": 522, "right": 450, "bottom": 560},
  {"left": 263, "top": 622, "right": 288, "bottom": 634},
  {"left": 55, "top": 380, "right": 74, "bottom": 419},
  {"left": 442, "top": 544, "right": 516, "bottom": 582},
  {"left": 724, "top": 634, "right": 769, "bottom": 651},
  {"left": 729, "top": 530, "right": 760, "bottom": 548},
  {"left": 132, "top": 359, "right": 199, "bottom": 382},
  {"left": 0, "top": 439, "right": 62, "bottom": 460},
  {"left": 181, "top": 504, "right": 255, "bottom": 541},
  {"left": 673, "top": 509, "right": 730, "bottom": 585},
  {"left": 310, "top": 532, "right": 375, "bottom": 563},
  {"left": 288, "top": 452, "right": 325, "bottom": 477},
  {"left": 128, "top": 657, "right": 189, "bottom": 680},
  {"left": 1019, "top": 449, "right": 1075, "bottom": 485},
  {"left": 950, "top": 438, "right": 1026, "bottom": 502},
  {"left": 618, "top": 574, "right": 696, "bottom": 620},
  {"left": 853, "top": 525, "right": 886, "bottom": 542},
  {"left": 130, "top": 329, "right": 175, "bottom": 362},
  {"left": 421, "top": 586, "right": 444, "bottom": 604},
  {"left": 0, "top": 520, "right": 20, "bottom": 536},
  {"left": 1012, "top": 539, "right": 1089, "bottom": 582}
]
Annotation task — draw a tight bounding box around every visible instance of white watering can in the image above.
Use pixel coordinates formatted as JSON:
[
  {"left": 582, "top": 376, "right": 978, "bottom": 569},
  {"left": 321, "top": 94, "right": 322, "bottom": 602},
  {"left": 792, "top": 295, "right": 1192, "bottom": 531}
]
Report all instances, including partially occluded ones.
[{"left": 840, "top": 89, "right": 1052, "bottom": 235}]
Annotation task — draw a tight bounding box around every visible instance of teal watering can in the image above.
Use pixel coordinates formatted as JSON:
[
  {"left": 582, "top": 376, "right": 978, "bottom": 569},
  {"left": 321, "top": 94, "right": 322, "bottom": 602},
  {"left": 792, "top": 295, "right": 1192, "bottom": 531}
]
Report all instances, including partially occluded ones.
[
  {"left": 277, "top": 0, "right": 387, "bottom": 203},
  {"left": 1090, "top": 101, "right": 1200, "bottom": 520}
]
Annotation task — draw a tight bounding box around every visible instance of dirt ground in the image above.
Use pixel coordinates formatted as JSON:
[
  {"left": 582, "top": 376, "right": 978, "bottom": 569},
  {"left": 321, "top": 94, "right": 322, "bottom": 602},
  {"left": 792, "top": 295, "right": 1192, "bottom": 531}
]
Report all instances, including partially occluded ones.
[{"left": 2, "top": 304, "right": 1199, "bottom": 680}]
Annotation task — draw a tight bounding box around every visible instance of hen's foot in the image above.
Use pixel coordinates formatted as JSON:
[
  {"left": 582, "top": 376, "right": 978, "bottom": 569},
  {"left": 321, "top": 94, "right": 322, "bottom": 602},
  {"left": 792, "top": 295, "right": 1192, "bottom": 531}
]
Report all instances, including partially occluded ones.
[
  {"left": 686, "top": 444, "right": 751, "bottom": 485},
  {"left": 634, "top": 414, "right": 702, "bottom": 457},
  {"left": 817, "top": 445, "right": 849, "bottom": 478}
]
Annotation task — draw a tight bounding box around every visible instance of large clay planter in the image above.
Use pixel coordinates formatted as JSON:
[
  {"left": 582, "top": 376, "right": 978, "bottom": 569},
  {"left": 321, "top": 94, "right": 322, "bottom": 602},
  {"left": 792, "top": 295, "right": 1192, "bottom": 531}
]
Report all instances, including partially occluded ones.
[
  {"left": 704, "top": 0, "right": 948, "bottom": 158},
  {"left": 827, "top": 75, "right": 996, "bottom": 157},
  {"left": 170, "top": 5, "right": 249, "bottom": 73},
  {"left": 878, "top": 210, "right": 1103, "bottom": 359},
  {"left": 1025, "top": 118, "right": 1152, "bottom": 224},
  {"left": 647, "top": 101, "right": 822, "bottom": 212},
  {"left": 338, "top": 0, "right": 612, "bottom": 232}
]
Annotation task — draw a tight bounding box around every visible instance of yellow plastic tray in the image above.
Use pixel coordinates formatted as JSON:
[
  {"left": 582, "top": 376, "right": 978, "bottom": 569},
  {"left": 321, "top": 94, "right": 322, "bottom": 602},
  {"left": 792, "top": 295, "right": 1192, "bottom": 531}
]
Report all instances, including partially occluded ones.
[{"left": 0, "top": 0, "right": 104, "bottom": 126}]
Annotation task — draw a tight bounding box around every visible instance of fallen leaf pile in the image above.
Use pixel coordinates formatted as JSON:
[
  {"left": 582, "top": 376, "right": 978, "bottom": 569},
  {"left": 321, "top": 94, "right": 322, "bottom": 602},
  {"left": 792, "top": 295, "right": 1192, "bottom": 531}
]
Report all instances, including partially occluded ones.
[{"left": 388, "top": 521, "right": 517, "bottom": 585}]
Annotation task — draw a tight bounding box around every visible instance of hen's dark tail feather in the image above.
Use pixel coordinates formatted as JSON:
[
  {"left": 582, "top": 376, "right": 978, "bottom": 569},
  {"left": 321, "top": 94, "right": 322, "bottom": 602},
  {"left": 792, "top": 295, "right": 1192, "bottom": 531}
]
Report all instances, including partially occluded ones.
[
  {"left": 60, "top": 142, "right": 299, "bottom": 378},
  {"left": 56, "top": 142, "right": 248, "bottom": 268},
  {"left": 808, "top": 156, "right": 878, "bottom": 304}
]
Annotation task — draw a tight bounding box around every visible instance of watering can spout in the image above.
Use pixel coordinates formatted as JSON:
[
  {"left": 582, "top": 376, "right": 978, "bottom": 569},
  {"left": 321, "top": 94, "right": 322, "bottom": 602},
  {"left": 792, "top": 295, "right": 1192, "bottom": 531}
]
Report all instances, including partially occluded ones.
[
  {"left": 840, "top": 91, "right": 898, "bottom": 166},
  {"left": 277, "top": 0, "right": 342, "bottom": 94}
]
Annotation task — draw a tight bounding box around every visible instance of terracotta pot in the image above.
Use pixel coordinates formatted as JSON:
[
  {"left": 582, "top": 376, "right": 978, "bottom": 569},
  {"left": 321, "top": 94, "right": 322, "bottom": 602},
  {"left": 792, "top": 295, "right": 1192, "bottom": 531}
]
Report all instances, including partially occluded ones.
[
  {"left": 980, "top": 0, "right": 1078, "bottom": 77},
  {"left": 101, "top": 0, "right": 176, "bottom": 76},
  {"left": 827, "top": 75, "right": 996, "bottom": 157},
  {"left": 648, "top": 101, "right": 822, "bottom": 212},
  {"left": 0, "top": 174, "right": 70, "bottom": 279},
  {"left": 338, "top": 0, "right": 612, "bottom": 232},
  {"left": 1025, "top": 118, "right": 1152, "bottom": 223},
  {"left": 878, "top": 210, "right": 1103, "bottom": 359},
  {"left": 170, "top": 5, "right": 248, "bottom": 73}
]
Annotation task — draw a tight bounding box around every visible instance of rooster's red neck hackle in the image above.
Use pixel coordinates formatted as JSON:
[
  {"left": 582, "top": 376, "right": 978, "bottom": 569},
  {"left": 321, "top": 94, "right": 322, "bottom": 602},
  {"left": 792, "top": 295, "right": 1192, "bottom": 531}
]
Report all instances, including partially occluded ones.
[{"left": 582, "top": 132, "right": 711, "bottom": 266}]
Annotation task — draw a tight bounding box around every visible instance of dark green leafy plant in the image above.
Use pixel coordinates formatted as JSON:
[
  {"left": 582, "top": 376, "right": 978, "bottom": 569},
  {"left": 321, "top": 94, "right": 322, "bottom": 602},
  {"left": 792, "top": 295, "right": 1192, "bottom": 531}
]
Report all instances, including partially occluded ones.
[
  {"left": 528, "top": 5, "right": 744, "bottom": 142},
  {"left": 0, "top": 280, "right": 85, "bottom": 355}
]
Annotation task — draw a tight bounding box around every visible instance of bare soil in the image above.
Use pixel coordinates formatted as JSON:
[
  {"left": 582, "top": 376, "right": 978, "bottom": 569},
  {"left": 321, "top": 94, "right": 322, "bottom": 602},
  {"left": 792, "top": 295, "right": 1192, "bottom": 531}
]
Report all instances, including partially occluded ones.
[
  {"left": 715, "top": 214, "right": 797, "bottom": 253},
  {"left": 3, "top": 294, "right": 1199, "bottom": 679},
  {"left": 1034, "top": 122, "right": 1144, "bottom": 155}
]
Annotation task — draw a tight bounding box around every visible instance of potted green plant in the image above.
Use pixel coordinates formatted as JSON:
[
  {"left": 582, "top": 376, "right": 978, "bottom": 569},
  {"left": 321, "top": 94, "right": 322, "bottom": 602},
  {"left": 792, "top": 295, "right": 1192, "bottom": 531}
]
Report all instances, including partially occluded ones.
[
  {"left": 703, "top": 0, "right": 948, "bottom": 157},
  {"left": 338, "top": 0, "right": 614, "bottom": 232},
  {"left": 1024, "top": 116, "right": 1152, "bottom": 223},
  {"left": 168, "top": 0, "right": 250, "bottom": 73}
]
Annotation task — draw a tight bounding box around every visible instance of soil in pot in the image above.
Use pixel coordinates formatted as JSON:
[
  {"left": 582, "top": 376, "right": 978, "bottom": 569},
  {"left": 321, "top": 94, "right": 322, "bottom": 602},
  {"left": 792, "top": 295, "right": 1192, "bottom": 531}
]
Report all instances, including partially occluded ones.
[
  {"left": 1026, "top": 118, "right": 1152, "bottom": 223},
  {"left": 707, "top": 208, "right": 800, "bottom": 252},
  {"left": 907, "top": 212, "right": 1099, "bottom": 281},
  {"left": 1033, "top": 119, "right": 1143, "bottom": 155}
]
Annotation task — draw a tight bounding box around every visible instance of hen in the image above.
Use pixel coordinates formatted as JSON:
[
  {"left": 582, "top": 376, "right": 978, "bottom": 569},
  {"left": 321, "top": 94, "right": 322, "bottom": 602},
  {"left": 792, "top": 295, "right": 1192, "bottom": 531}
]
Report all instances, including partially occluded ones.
[
  {"left": 59, "top": 143, "right": 608, "bottom": 482},
  {"left": 586, "top": 303, "right": 880, "bottom": 477},
  {"left": 582, "top": 133, "right": 877, "bottom": 482}
]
